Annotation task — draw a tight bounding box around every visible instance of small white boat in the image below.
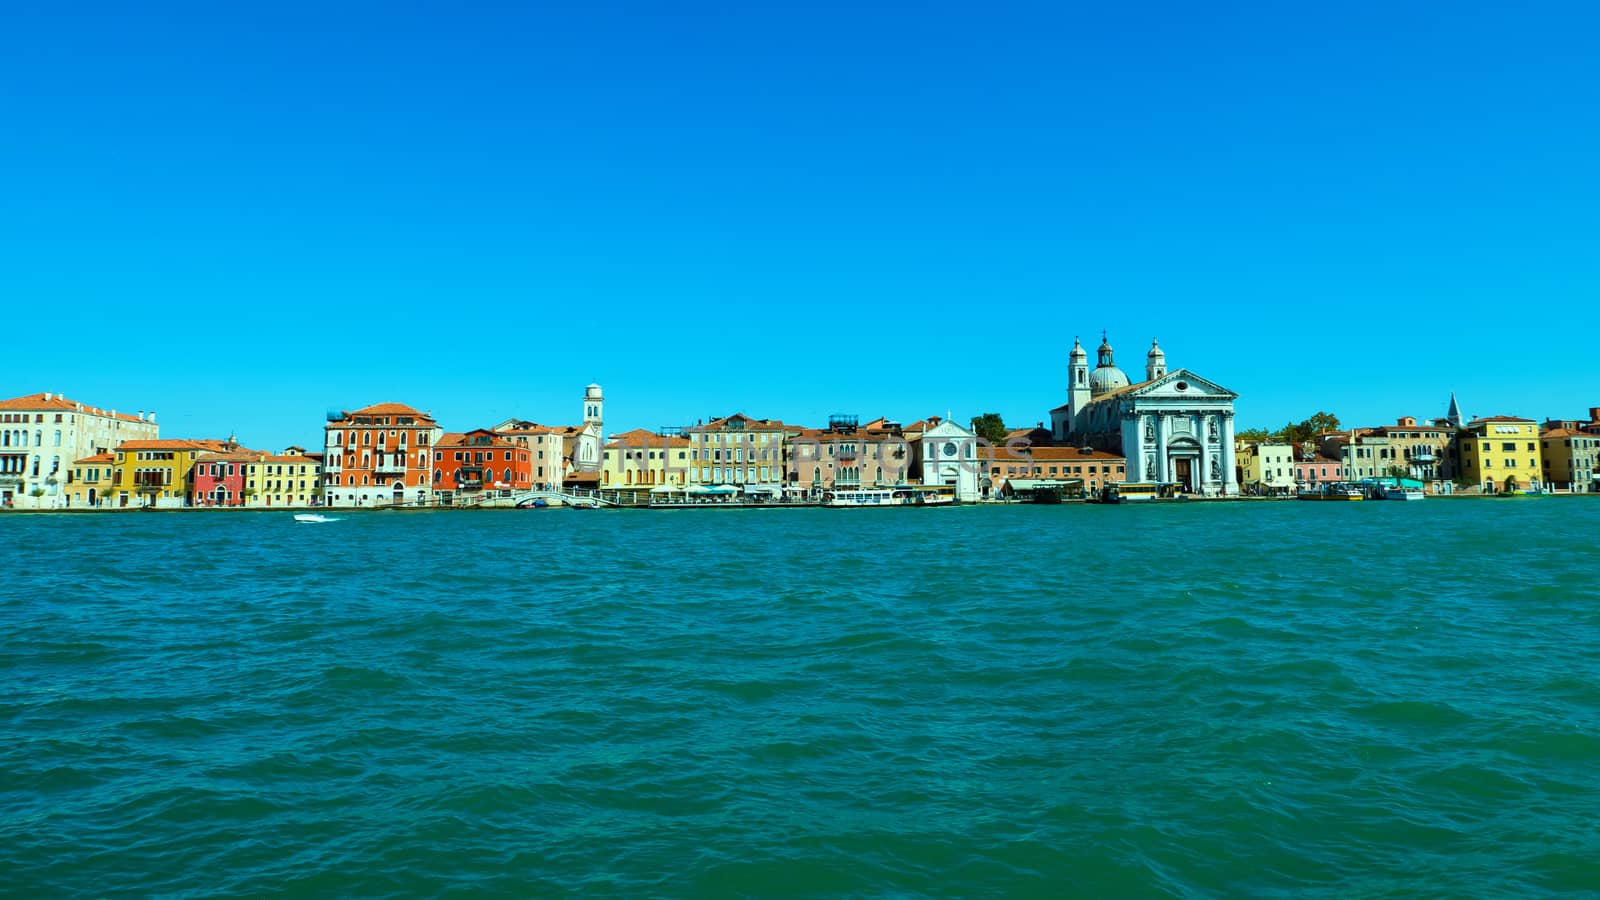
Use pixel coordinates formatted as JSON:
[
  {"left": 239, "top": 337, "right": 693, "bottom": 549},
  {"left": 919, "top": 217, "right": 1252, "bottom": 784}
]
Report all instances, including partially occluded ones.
[
  {"left": 1383, "top": 487, "right": 1425, "bottom": 501},
  {"left": 293, "top": 513, "right": 338, "bottom": 523}
]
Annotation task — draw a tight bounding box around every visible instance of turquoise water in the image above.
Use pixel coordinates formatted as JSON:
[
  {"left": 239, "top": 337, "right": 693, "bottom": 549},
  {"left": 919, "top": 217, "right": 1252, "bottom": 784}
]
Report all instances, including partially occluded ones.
[{"left": 4, "top": 500, "right": 1599, "bottom": 897}]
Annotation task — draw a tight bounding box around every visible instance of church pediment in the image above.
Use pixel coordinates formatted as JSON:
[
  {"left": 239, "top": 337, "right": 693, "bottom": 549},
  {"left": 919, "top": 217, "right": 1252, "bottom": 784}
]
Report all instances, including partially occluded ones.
[{"left": 1128, "top": 369, "right": 1237, "bottom": 400}]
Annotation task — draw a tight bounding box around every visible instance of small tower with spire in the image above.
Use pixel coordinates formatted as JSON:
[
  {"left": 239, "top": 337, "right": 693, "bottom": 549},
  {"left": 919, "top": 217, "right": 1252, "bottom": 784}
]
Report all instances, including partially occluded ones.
[
  {"left": 1146, "top": 338, "right": 1167, "bottom": 381},
  {"left": 1444, "top": 391, "right": 1464, "bottom": 429},
  {"left": 1067, "top": 336, "right": 1090, "bottom": 431},
  {"left": 584, "top": 382, "right": 604, "bottom": 429}
]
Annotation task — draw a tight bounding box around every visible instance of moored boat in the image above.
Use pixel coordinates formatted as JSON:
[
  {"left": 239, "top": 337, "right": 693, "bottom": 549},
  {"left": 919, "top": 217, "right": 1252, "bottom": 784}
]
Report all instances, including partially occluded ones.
[
  {"left": 1383, "top": 487, "right": 1425, "bottom": 501},
  {"left": 1298, "top": 483, "right": 1365, "bottom": 501},
  {"left": 1099, "top": 482, "right": 1160, "bottom": 503},
  {"left": 822, "top": 488, "right": 954, "bottom": 507}
]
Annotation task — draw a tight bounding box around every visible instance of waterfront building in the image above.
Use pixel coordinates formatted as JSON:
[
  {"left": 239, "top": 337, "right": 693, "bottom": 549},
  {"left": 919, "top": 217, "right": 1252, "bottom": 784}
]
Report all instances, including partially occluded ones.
[
  {"left": 63, "top": 453, "right": 115, "bottom": 508},
  {"left": 1367, "top": 417, "right": 1451, "bottom": 484},
  {"left": 322, "top": 403, "right": 441, "bottom": 507},
  {"left": 1454, "top": 416, "right": 1544, "bottom": 493},
  {"left": 600, "top": 428, "right": 693, "bottom": 489},
  {"left": 433, "top": 430, "right": 535, "bottom": 497},
  {"left": 0, "top": 392, "right": 160, "bottom": 508},
  {"left": 193, "top": 446, "right": 324, "bottom": 507},
  {"left": 685, "top": 413, "right": 795, "bottom": 492},
  {"left": 109, "top": 439, "right": 231, "bottom": 508},
  {"left": 987, "top": 444, "right": 1126, "bottom": 499},
  {"left": 786, "top": 417, "right": 916, "bottom": 495},
  {"left": 1048, "top": 335, "right": 1239, "bottom": 495},
  {"left": 493, "top": 421, "right": 566, "bottom": 490},
  {"left": 191, "top": 445, "right": 257, "bottom": 507},
  {"left": 1540, "top": 426, "right": 1600, "bottom": 492},
  {"left": 914, "top": 416, "right": 983, "bottom": 502},
  {"left": 1318, "top": 430, "right": 1398, "bottom": 483},
  {"left": 1237, "top": 443, "right": 1296, "bottom": 495},
  {"left": 1293, "top": 456, "right": 1345, "bottom": 490}
]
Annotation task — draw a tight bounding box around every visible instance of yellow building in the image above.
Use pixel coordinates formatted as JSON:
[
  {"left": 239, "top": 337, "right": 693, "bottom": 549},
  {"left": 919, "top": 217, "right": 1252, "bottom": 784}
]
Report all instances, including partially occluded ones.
[
  {"left": 1540, "top": 427, "right": 1600, "bottom": 492},
  {"left": 683, "top": 414, "right": 796, "bottom": 489},
  {"left": 64, "top": 452, "right": 115, "bottom": 508},
  {"left": 601, "top": 428, "right": 693, "bottom": 489},
  {"left": 110, "top": 439, "right": 228, "bottom": 508},
  {"left": 1237, "top": 442, "right": 1296, "bottom": 495},
  {"left": 1456, "top": 417, "right": 1544, "bottom": 493},
  {"left": 246, "top": 449, "right": 323, "bottom": 507}
]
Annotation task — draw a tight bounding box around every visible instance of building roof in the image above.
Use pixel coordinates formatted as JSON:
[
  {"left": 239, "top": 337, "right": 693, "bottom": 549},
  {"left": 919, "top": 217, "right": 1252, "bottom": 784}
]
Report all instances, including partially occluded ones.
[
  {"left": 0, "top": 392, "right": 151, "bottom": 422},
  {"left": 436, "top": 430, "right": 522, "bottom": 449},
  {"left": 992, "top": 445, "right": 1124, "bottom": 463},
  {"left": 1541, "top": 427, "right": 1588, "bottom": 438},
  {"left": 689, "top": 413, "right": 794, "bottom": 432},
  {"left": 496, "top": 420, "right": 563, "bottom": 435},
  {"left": 117, "top": 439, "right": 231, "bottom": 452},
  {"left": 72, "top": 452, "right": 114, "bottom": 464},
  {"left": 604, "top": 428, "right": 692, "bottom": 449},
  {"left": 1468, "top": 415, "right": 1535, "bottom": 425},
  {"left": 343, "top": 402, "right": 435, "bottom": 421}
]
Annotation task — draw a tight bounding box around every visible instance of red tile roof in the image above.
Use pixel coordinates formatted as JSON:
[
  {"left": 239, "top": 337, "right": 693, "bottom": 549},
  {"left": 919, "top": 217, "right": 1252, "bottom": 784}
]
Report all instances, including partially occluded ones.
[
  {"left": 0, "top": 392, "right": 150, "bottom": 422},
  {"left": 117, "top": 439, "right": 230, "bottom": 451},
  {"left": 345, "top": 402, "right": 435, "bottom": 420}
]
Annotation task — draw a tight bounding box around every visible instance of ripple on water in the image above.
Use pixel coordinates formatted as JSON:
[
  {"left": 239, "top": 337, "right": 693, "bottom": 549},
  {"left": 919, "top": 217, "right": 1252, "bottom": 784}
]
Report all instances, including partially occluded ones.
[{"left": 3, "top": 502, "right": 1600, "bottom": 896}]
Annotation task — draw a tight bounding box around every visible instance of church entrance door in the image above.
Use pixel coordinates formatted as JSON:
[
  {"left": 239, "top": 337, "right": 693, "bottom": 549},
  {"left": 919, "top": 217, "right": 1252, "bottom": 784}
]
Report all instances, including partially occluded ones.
[{"left": 1174, "top": 458, "right": 1194, "bottom": 492}]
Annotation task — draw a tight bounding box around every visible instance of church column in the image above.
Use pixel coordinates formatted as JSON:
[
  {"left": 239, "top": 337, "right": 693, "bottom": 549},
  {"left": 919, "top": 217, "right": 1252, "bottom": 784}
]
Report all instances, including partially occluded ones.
[
  {"left": 1222, "top": 413, "right": 1237, "bottom": 496},
  {"left": 1195, "top": 412, "right": 1210, "bottom": 493},
  {"left": 1155, "top": 414, "right": 1169, "bottom": 483}
]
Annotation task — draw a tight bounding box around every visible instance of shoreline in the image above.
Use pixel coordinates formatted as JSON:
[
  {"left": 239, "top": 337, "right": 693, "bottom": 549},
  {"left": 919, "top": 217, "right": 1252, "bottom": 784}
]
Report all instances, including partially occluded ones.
[{"left": 6, "top": 492, "right": 1597, "bottom": 514}]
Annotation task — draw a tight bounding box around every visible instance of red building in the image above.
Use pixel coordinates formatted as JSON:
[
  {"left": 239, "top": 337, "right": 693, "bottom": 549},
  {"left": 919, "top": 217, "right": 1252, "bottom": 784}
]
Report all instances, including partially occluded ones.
[
  {"left": 433, "top": 429, "right": 534, "bottom": 495},
  {"left": 192, "top": 447, "right": 256, "bottom": 506}
]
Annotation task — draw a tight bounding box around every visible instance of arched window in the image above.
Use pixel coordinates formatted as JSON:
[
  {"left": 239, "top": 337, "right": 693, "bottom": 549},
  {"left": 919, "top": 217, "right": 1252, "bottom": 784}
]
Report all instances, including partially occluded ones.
[
  {"left": 504, "top": 467, "right": 512, "bottom": 483},
  {"left": 53, "top": 430, "right": 61, "bottom": 446},
  {"left": 434, "top": 469, "right": 442, "bottom": 483},
  {"left": 362, "top": 431, "right": 371, "bottom": 446}
]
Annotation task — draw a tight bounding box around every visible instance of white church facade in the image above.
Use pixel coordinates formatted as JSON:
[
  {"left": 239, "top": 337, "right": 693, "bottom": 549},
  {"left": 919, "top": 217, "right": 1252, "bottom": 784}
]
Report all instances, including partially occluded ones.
[{"left": 1050, "top": 335, "right": 1240, "bottom": 496}]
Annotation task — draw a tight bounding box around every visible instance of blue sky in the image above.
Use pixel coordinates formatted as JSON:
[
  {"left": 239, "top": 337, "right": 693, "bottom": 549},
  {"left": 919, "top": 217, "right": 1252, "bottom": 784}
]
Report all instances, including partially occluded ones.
[{"left": 4, "top": 2, "right": 1596, "bottom": 448}]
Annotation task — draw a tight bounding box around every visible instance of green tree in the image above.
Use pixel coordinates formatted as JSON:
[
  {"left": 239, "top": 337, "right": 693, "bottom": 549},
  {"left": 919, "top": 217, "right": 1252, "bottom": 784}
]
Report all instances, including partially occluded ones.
[
  {"left": 1236, "top": 427, "right": 1275, "bottom": 443},
  {"left": 969, "top": 413, "right": 1009, "bottom": 445},
  {"left": 1303, "top": 411, "right": 1342, "bottom": 434}
]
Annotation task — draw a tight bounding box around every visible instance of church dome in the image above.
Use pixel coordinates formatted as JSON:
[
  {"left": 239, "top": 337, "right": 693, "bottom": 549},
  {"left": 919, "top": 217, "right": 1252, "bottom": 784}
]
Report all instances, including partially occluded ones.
[
  {"left": 1089, "top": 364, "right": 1130, "bottom": 396},
  {"left": 1089, "top": 333, "right": 1130, "bottom": 396}
]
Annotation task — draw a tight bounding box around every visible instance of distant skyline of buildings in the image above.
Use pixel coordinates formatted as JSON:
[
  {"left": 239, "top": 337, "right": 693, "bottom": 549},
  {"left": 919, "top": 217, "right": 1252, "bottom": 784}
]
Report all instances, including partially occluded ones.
[{"left": 4, "top": 334, "right": 1598, "bottom": 508}]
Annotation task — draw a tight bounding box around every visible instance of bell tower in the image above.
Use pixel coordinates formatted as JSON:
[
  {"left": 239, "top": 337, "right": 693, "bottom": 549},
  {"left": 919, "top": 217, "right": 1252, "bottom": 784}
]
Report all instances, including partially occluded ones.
[
  {"left": 583, "top": 383, "right": 604, "bottom": 429},
  {"left": 1146, "top": 338, "right": 1167, "bottom": 381}
]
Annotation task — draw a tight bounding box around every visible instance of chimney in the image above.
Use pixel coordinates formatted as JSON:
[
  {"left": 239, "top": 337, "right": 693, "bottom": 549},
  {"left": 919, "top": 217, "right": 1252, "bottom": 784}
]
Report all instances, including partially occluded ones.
[
  {"left": 1589, "top": 407, "right": 1600, "bottom": 423},
  {"left": 43, "top": 392, "right": 52, "bottom": 401},
  {"left": 148, "top": 411, "right": 156, "bottom": 422}
]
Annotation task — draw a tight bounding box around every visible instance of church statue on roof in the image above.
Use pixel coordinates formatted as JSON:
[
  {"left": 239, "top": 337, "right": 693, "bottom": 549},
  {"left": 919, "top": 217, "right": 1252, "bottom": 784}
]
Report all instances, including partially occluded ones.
[{"left": 1049, "top": 333, "right": 1240, "bottom": 496}]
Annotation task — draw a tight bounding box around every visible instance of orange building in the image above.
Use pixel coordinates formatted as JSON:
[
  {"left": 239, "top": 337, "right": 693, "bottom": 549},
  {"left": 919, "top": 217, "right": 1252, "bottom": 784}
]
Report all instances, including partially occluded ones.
[
  {"left": 433, "top": 430, "right": 535, "bottom": 496},
  {"left": 322, "top": 402, "right": 441, "bottom": 507}
]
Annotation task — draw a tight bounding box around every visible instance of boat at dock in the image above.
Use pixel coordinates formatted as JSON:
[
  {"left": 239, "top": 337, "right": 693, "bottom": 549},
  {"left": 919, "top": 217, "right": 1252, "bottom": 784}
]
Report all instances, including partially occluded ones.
[
  {"left": 1298, "top": 483, "right": 1365, "bottom": 501},
  {"left": 1383, "top": 486, "right": 1425, "bottom": 501},
  {"left": 822, "top": 488, "right": 954, "bottom": 507}
]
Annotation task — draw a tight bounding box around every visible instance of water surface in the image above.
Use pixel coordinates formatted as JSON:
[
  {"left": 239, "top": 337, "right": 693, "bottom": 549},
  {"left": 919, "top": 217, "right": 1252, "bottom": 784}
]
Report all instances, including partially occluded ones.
[{"left": 4, "top": 501, "right": 1599, "bottom": 896}]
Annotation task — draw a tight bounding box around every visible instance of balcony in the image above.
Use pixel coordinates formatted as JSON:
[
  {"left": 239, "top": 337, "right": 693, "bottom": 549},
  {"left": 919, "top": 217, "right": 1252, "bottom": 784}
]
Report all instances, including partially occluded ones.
[{"left": 373, "top": 457, "right": 408, "bottom": 475}]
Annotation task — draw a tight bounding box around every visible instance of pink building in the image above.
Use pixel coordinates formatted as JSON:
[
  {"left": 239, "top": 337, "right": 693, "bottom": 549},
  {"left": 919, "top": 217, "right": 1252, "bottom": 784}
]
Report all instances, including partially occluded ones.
[
  {"left": 1295, "top": 457, "right": 1344, "bottom": 487},
  {"left": 192, "top": 449, "right": 254, "bottom": 506}
]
